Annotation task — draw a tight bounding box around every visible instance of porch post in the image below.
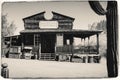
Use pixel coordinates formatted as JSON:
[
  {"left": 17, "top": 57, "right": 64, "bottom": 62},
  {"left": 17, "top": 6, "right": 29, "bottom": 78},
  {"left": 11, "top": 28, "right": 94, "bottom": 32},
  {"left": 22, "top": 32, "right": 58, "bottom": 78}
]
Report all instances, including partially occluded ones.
[
  {"left": 87, "top": 37, "right": 90, "bottom": 63},
  {"left": 39, "top": 43, "right": 41, "bottom": 59},
  {"left": 21, "top": 34, "right": 24, "bottom": 59},
  {"left": 70, "top": 36, "right": 74, "bottom": 62},
  {"left": 84, "top": 38, "right": 87, "bottom": 63},
  {"left": 88, "top": 37, "right": 90, "bottom": 54},
  {"left": 54, "top": 34, "right": 57, "bottom": 60},
  {"left": 34, "top": 34, "right": 35, "bottom": 47},
  {"left": 10, "top": 36, "right": 12, "bottom": 48},
  {"left": 21, "top": 35, "right": 24, "bottom": 50},
  {"left": 55, "top": 34, "right": 57, "bottom": 53},
  {"left": 81, "top": 38, "right": 83, "bottom": 54},
  {"left": 8, "top": 36, "right": 12, "bottom": 58},
  {"left": 55, "top": 40, "right": 57, "bottom": 54},
  {"left": 96, "top": 34, "right": 99, "bottom": 54},
  {"left": 84, "top": 38, "right": 85, "bottom": 54}
]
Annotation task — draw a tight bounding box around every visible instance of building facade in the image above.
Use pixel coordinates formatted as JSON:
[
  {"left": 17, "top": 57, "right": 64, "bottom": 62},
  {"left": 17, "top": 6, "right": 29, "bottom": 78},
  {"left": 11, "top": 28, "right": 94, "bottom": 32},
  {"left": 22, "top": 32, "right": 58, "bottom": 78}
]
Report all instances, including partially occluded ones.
[{"left": 4, "top": 11, "right": 102, "bottom": 62}]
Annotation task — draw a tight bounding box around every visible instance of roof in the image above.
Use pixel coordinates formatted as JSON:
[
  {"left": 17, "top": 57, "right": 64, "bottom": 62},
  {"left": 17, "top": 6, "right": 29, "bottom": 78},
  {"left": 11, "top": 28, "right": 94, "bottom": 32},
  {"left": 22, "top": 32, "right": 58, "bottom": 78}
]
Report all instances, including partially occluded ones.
[
  {"left": 23, "top": 11, "right": 45, "bottom": 20},
  {"left": 4, "top": 35, "right": 21, "bottom": 38},
  {"left": 52, "top": 11, "right": 75, "bottom": 20},
  {"left": 22, "top": 11, "right": 74, "bottom": 21},
  {"left": 20, "top": 29, "right": 102, "bottom": 38}
]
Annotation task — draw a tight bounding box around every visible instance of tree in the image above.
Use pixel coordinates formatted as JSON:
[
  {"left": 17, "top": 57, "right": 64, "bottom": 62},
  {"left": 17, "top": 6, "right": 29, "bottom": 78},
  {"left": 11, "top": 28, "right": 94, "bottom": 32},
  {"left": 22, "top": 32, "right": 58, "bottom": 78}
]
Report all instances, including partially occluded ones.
[
  {"left": 2, "top": 14, "right": 16, "bottom": 37},
  {"left": 89, "top": 22, "right": 97, "bottom": 30},
  {"left": 1, "top": 14, "right": 16, "bottom": 57},
  {"left": 88, "top": 20, "right": 107, "bottom": 57},
  {"left": 2, "top": 14, "right": 9, "bottom": 37},
  {"left": 88, "top": 20, "right": 106, "bottom": 33},
  {"left": 96, "top": 20, "right": 106, "bottom": 33},
  {"left": 89, "top": 1, "right": 118, "bottom": 77}
]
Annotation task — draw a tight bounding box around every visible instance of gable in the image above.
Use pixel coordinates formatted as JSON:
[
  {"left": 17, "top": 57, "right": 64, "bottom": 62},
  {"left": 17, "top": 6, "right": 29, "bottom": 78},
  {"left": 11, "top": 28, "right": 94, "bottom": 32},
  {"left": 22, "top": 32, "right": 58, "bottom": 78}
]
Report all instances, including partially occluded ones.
[
  {"left": 23, "top": 11, "right": 75, "bottom": 29},
  {"left": 52, "top": 11, "right": 75, "bottom": 21},
  {"left": 52, "top": 12, "right": 74, "bottom": 29},
  {"left": 23, "top": 11, "right": 45, "bottom": 21}
]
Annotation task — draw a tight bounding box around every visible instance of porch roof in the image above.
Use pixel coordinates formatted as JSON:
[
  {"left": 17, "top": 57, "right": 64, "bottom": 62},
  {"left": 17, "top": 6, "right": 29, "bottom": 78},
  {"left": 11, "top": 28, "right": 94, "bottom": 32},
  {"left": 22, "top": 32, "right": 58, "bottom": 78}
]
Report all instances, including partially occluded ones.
[{"left": 20, "top": 29, "right": 102, "bottom": 38}]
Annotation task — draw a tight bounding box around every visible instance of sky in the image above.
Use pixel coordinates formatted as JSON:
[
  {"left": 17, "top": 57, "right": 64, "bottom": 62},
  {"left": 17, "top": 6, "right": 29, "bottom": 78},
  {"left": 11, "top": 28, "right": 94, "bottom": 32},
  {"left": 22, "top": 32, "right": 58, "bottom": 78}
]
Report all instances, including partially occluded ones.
[{"left": 2, "top": 1, "right": 107, "bottom": 35}]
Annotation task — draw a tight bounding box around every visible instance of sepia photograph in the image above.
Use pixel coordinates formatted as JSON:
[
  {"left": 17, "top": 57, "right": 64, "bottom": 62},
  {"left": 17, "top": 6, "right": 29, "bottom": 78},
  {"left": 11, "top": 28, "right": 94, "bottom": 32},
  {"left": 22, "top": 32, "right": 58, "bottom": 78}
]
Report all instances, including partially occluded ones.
[{"left": 1, "top": 0, "right": 118, "bottom": 79}]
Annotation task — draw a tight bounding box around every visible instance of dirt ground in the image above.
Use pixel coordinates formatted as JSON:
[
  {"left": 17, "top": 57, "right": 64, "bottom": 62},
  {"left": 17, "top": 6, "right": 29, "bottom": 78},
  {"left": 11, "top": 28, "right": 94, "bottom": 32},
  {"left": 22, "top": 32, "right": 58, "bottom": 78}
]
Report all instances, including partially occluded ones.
[{"left": 1, "top": 57, "right": 107, "bottom": 79}]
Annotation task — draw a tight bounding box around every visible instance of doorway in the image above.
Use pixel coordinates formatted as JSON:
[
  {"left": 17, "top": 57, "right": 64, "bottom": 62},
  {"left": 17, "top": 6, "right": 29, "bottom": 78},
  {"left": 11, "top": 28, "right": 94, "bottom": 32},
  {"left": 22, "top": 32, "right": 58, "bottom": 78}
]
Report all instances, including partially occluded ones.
[{"left": 41, "top": 34, "right": 56, "bottom": 53}]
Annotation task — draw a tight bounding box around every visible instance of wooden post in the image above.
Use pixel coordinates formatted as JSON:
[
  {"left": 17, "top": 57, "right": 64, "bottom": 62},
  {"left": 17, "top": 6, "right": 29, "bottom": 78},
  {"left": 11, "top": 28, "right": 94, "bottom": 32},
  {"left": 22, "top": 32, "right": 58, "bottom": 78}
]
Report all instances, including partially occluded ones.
[
  {"left": 88, "top": 37, "right": 90, "bottom": 54},
  {"left": 21, "top": 35, "right": 24, "bottom": 50},
  {"left": 39, "top": 43, "right": 41, "bottom": 60},
  {"left": 34, "top": 34, "right": 35, "bottom": 47},
  {"left": 81, "top": 38, "right": 83, "bottom": 54},
  {"left": 21, "top": 43, "right": 24, "bottom": 50},
  {"left": 96, "top": 34, "right": 99, "bottom": 54},
  {"left": 87, "top": 37, "right": 90, "bottom": 63},
  {"left": 70, "top": 36, "right": 74, "bottom": 62},
  {"left": 10, "top": 36, "right": 12, "bottom": 48},
  {"left": 8, "top": 36, "right": 12, "bottom": 58},
  {"left": 21, "top": 34, "right": 24, "bottom": 59},
  {"left": 84, "top": 38, "right": 88, "bottom": 63},
  {"left": 84, "top": 38, "right": 85, "bottom": 54},
  {"left": 55, "top": 36, "right": 57, "bottom": 60}
]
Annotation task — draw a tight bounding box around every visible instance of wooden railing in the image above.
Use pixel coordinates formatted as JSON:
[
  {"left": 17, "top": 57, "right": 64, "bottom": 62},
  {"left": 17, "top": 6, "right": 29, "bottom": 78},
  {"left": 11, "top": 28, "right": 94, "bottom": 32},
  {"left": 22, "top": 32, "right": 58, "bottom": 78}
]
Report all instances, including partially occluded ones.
[
  {"left": 56, "top": 45, "right": 97, "bottom": 54},
  {"left": 74, "top": 46, "right": 97, "bottom": 54},
  {"left": 56, "top": 45, "right": 72, "bottom": 53}
]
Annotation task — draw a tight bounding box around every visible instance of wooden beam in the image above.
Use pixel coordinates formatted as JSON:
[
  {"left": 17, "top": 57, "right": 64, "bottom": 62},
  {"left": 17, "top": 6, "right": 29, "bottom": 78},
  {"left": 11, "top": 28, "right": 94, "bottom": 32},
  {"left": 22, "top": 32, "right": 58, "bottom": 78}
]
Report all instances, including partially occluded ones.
[
  {"left": 70, "top": 35, "right": 74, "bottom": 62},
  {"left": 21, "top": 35, "right": 24, "bottom": 59},
  {"left": 39, "top": 43, "right": 41, "bottom": 59},
  {"left": 84, "top": 38, "right": 85, "bottom": 54},
  {"left": 34, "top": 34, "right": 35, "bottom": 47},
  {"left": 88, "top": 37, "right": 90, "bottom": 54},
  {"left": 55, "top": 34, "right": 57, "bottom": 53},
  {"left": 96, "top": 34, "right": 99, "bottom": 54},
  {"left": 21, "top": 35, "right": 24, "bottom": 50},
  {"left": 10, "top": 36, "right": 12, "bottom": 47}
]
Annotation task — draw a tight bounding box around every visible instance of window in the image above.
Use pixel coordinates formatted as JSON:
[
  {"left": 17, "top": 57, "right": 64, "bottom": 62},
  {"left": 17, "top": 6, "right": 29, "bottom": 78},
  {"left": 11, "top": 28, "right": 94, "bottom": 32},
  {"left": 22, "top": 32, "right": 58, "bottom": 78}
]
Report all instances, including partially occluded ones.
[
  {"left": 56, "top": 33, "right": 63, "bottom": 46},
  {"left": 66, "top": 39, "right": 70, "bottom": 45},
  {"left": 24, "top": 34, "right": 34, "bottom": 45},
  {"left": 34, "top": 34, "right": 40, "bottom": 46}
]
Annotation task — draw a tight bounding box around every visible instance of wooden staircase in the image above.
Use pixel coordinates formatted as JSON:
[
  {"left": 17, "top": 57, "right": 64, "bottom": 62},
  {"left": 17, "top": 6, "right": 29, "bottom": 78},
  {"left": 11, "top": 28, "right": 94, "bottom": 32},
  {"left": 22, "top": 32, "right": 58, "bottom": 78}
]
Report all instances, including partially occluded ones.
[{"left": 40, "top": 53, "right": 55, "bottom": 60}]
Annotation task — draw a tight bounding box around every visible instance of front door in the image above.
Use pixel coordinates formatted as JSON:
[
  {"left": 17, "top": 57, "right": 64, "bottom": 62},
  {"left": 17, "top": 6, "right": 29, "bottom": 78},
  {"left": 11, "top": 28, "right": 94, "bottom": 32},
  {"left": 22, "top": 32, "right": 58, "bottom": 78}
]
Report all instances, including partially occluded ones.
[{"left": 40, "top": 34, "right": 56, "bottom": 60}]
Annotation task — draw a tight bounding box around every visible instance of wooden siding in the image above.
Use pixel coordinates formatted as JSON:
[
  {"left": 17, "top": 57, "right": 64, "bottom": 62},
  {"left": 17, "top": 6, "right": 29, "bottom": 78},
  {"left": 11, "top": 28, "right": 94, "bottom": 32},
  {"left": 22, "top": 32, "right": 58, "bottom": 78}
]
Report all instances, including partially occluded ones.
[{"left": 23, "top": 12, "right": 74, "bottom": 30}]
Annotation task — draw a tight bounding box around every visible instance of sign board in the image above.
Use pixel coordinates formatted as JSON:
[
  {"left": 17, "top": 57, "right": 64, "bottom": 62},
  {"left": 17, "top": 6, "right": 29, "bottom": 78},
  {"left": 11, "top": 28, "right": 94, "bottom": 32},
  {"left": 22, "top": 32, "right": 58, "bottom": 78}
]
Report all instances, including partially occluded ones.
[{"left": 39, "top": 21, "right": 58, "bottom": 28}]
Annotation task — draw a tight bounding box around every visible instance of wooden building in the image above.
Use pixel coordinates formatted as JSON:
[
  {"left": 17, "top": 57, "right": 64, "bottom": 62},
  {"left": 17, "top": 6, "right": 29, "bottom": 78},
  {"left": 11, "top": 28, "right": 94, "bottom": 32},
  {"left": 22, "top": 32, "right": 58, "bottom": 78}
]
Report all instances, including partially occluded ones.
[
  {"left": 4, "top": 11, "right": 102, "bottom": 62},
  {"left": 3, "top": 35, "right": 21, "bottom": 58}
]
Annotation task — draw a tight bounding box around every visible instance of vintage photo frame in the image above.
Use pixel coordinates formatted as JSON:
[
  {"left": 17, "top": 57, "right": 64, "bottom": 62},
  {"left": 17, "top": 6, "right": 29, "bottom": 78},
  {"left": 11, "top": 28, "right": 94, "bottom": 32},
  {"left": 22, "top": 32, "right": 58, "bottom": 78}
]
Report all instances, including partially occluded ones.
[{"left": 0, "top": 0, "right": 118, "bottom": 79}]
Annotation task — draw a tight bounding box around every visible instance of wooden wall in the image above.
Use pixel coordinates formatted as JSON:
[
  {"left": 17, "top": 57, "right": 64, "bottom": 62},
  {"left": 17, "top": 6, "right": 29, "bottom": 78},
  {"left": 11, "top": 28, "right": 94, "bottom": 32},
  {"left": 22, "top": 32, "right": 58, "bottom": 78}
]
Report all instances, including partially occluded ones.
[{"left": 23, "top": 12, "right": 74, "bottom": 30}]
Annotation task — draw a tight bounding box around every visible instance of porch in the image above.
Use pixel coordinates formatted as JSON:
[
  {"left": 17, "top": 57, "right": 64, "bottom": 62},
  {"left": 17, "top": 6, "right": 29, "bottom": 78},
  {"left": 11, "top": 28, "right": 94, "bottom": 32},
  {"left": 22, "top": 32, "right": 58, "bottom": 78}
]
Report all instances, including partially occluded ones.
[{"left": 20, "top": 29, "right": 102, "bottom": 62}]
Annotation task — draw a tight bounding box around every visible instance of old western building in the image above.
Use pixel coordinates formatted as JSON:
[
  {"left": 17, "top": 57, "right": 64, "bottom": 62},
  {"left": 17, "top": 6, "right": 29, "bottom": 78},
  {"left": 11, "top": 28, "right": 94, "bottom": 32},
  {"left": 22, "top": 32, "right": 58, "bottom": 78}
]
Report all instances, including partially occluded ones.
[{"left": 4, "top": 11, "right": 102, "bottom": 63}]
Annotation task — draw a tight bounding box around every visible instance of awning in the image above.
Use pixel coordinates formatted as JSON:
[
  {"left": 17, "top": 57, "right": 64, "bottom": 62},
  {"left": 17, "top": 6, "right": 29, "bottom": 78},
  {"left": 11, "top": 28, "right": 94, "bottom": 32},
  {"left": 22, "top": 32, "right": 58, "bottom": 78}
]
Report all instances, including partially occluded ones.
[{"left": 20, "top": 29, "right": 102, "bottom": 38}]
